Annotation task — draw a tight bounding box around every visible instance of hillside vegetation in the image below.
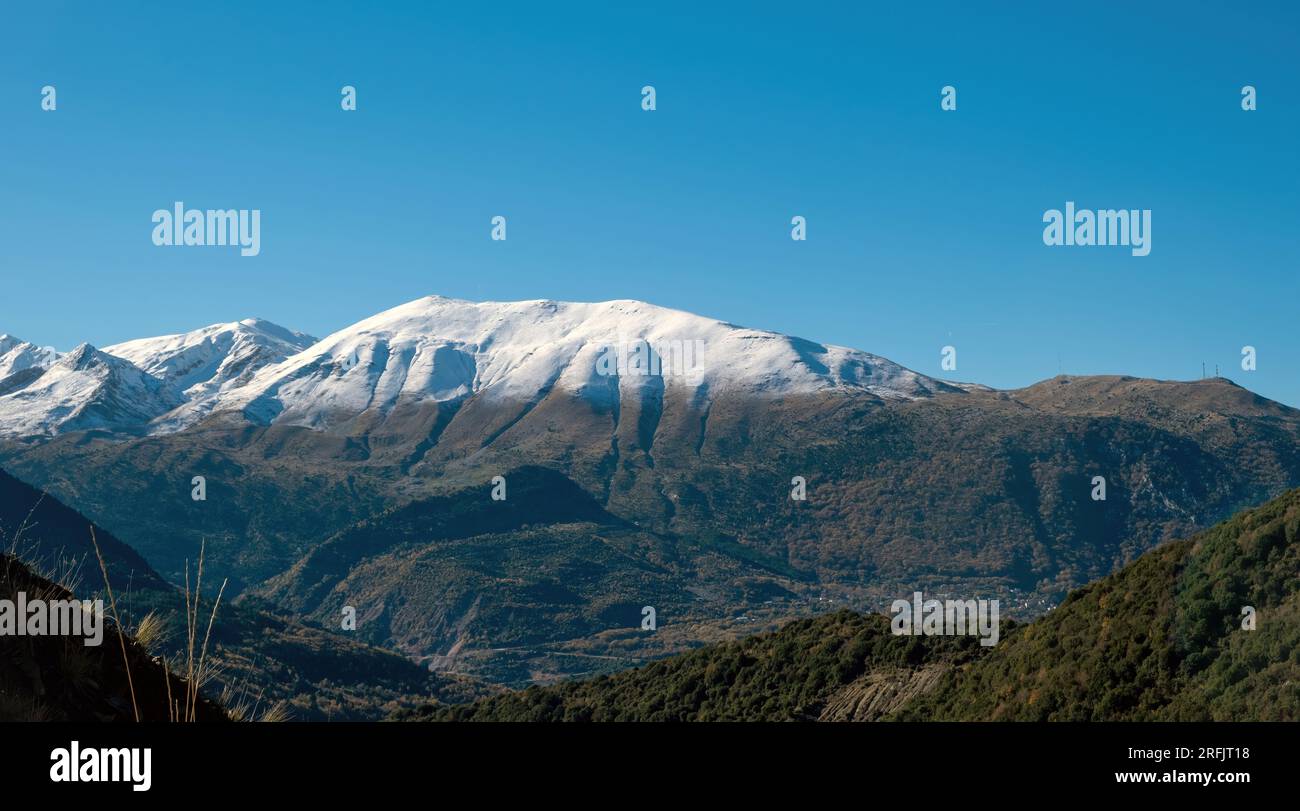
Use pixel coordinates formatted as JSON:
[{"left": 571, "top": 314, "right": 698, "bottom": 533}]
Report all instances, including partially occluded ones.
[
  {"left": 423, "top": 611, "right": 985, "bottom": 721},
  {"left": 900, "top": 483, "right": 1300, "bottom": 720},
  {"left": 418, "top": 486, "right": 1300, "bottom": 721}
]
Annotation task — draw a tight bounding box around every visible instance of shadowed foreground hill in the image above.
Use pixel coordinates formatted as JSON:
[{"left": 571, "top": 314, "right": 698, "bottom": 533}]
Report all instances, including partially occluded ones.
[
  {"left": 0, "top": 553, "right": 228, "bottom": 722},
  {"left": 0, "top": 467, "right": 169, "bottom": 592},
  {"left": 419, "top": 487, "right": 1300, "bottom": 721},
  {"left": 0, "top": 466, "right": 491, "bottom": 720}
]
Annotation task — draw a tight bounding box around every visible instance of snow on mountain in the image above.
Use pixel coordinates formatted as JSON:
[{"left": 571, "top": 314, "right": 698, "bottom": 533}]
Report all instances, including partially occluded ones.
[
  {"left": 0, "top": 334, "right": 60, "bottom": 381},
  {"left": 0, "top": 344, "right": 183, "bottom": 437},
  {"left": 103, "top": 318, "right": 316, "bottom": 400},
  {"left": 0, "top": 320, "right": 312, "bottom": 438},
  {"left": 202, "top": 296, "right": 965, "bottom": 430},
  {"left": 0, "top": 297, "right": 968, "bottom": 438}
]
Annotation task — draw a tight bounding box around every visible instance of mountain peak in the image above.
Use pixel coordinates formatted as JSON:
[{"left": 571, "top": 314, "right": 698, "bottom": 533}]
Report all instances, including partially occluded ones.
[
  {"left": 0, "top": 341, "right": 180, "bottom": 437},
  {"left": 103, "top": 318, "right": 317, "bottom": 402},
  {"left": 0, "top": 336, "right": 61, "bottom": 383},
  {"left": 237, "top": 316, "right": 313, "bottom": 339},
  {"left": 60, "top": 342, "right": 99, "bottom": 365}
]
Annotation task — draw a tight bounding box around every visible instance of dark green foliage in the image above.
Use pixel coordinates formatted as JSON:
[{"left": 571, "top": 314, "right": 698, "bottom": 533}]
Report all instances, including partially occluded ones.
[
  {"left": 423, "top": 488, "right": 1300, "bottom": 722},
  {"left": 415, "top": 611, "right": 980, "bottom": 721},
  {"left": 893, "top": 488, "right": 1300, "bottom": 720}
]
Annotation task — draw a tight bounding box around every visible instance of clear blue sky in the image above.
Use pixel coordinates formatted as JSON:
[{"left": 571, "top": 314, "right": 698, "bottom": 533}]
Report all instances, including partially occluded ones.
[{"left": 3, "top": 2, "right": 1298, "bottom": 405}]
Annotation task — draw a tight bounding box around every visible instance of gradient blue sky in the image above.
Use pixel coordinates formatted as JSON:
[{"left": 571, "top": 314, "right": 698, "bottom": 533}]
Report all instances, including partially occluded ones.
[{"left": 3, "top": 2, "right": 1298, "bottom": 404}]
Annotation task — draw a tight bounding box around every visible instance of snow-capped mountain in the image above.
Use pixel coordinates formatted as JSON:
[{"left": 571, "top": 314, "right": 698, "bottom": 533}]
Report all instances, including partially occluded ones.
[
  {"left": 0, "top": 344, "right": 182, "bottom": 437},
  {"left": 202, "top": 296, "right": 966, "bottom": 431},
  {"left": 0, "top": 319, "right": 314, "bottom": 438},
  {"left": 0, "top": 334, "right": 60, "bottom": 381},
  {"left": 104, "top": 318, "right": 316, "bottom": 400},
  {"left": 0, "top": 296, "right": 966, "bottom": 439}
]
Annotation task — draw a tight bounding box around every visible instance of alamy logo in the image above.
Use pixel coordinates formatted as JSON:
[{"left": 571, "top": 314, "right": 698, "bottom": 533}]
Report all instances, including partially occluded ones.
[
  {"left": 890, "top": 591, "right": 1000, "bottom": 647},
  {"left": 595, "top": 339, "right": 706, "bottom": 379},
  {"left": 151, "top": 202, "right": 261, "bottom": 257},
  {"left": 0, "top": 592, "right": 104, "bottom": 646},
  {"left": 1043, "top": 202, "right": 1151, "bottom": 256},
  {"left": 50, "top": 742, "right": 151, "bottom": 792}
]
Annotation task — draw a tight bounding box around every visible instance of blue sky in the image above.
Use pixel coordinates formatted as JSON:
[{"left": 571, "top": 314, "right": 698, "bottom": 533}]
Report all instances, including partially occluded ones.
[{"left": 3, "top": 1, "right": 1298, "bottom": 405}]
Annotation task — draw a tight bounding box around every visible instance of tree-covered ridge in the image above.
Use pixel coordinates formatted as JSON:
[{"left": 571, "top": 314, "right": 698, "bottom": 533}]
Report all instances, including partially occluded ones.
[
  {"left": 416, "top": 487, "right": 1300, "bottom": 722},
  {"left": 902, "top": 486, "right": 1299, "bottom": 720},
  {"left": 423, "top": 611, "right": 983, "bottom": 722}
]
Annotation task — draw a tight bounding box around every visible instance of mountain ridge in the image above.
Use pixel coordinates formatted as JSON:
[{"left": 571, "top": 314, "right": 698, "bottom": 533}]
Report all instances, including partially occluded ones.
[
  {"left": 0, "top": 295, "right": 971, "bottom": 439},
  {"left": 6, "top": 296, "right": 1289, "bottom": 442}
]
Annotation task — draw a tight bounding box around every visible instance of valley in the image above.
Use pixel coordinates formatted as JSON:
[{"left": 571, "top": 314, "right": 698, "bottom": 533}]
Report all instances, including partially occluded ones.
[
  {"left": 2, "top": 295, "right": 1298, "bottom": 704},
  {"left": 423, "top": 483, "right": 1300, "bottom": 721}
]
